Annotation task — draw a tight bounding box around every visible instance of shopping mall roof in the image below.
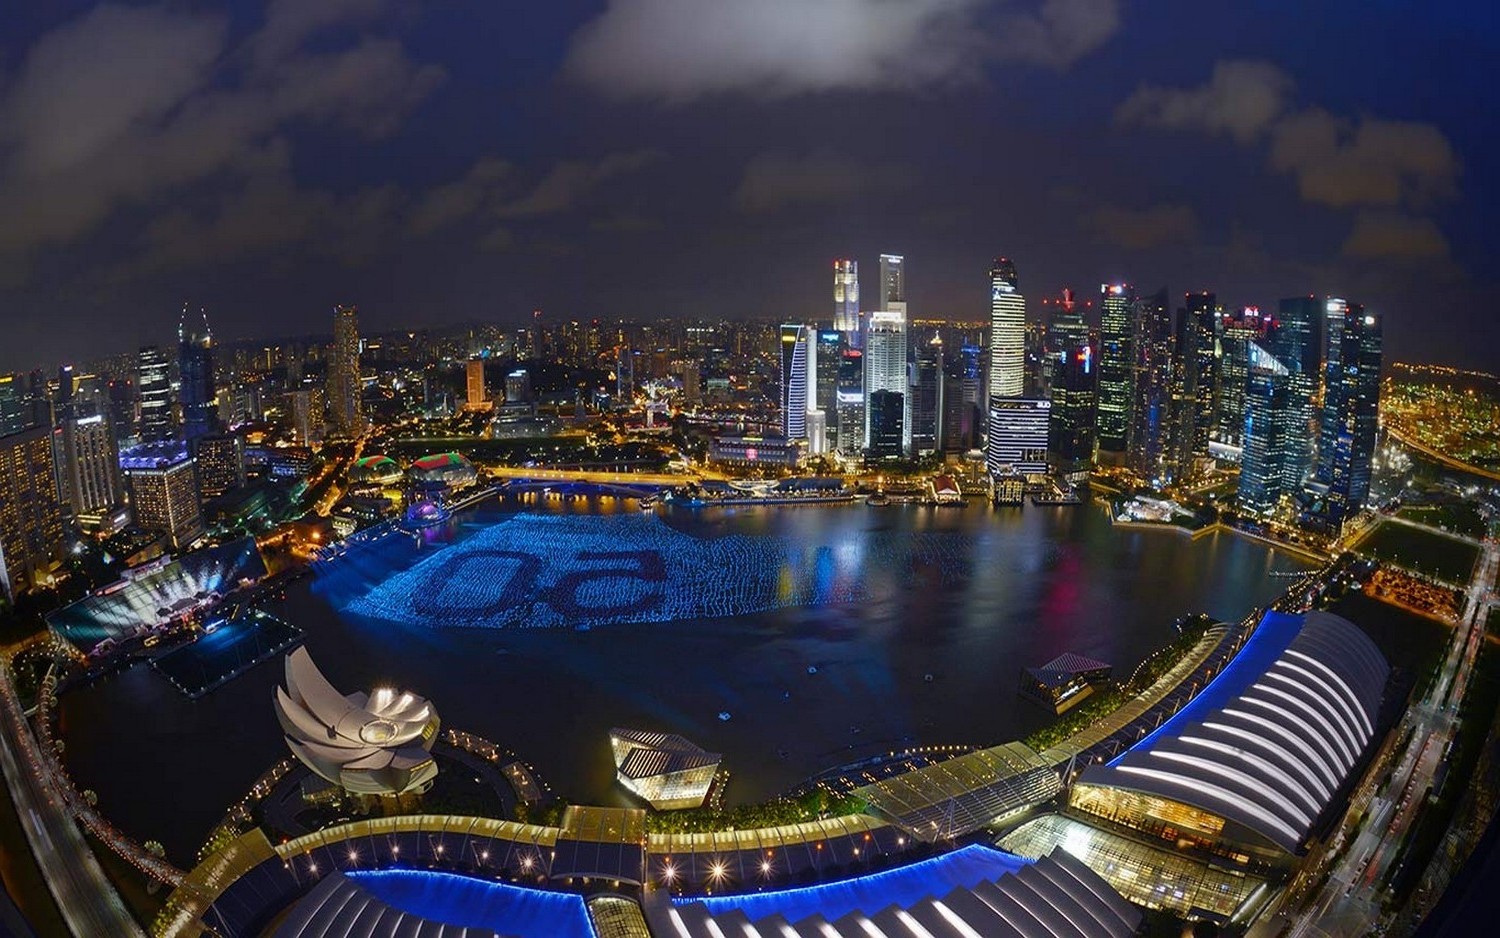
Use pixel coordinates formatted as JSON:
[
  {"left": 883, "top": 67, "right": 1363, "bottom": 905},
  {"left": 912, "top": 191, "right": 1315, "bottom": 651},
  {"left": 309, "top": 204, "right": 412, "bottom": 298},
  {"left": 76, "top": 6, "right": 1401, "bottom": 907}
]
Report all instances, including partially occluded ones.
[
  {"left": 1076, "top": 610, "right": 1389, "bottom": 853},
  {"left": 652, "top": 846, "right": 1141, "bottom": 938},
  {"left": 856, "top": 741, "right": 1062, "bottom": 841},
  {"left": 412, "top": 451, "right": 470, "bottom": 471}
]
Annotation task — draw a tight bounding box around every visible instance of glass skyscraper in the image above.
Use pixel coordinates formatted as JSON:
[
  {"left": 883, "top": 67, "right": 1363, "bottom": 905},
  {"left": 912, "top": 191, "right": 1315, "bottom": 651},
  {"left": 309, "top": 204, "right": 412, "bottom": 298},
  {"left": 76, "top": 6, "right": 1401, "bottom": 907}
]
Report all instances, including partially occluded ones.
[
  {"left": 327, "top": 304, "right": 363, "bottom": 434},
  {"left": 137, "top": 344, "right": 174, "bottom": 442},
  {"left": 987, "top": 258, "right": 1025, "bottom": 400},
  {"left": 779, "top": 324, "right": 812, "bottom": 442},
  {"left": 1271, "top": 296, "right": 1322, "bottom": 491},
  {"left": 1097, "top": 284, "right": 1136, "bottom": 455},
  {"left": 1237, "top": 341, "right": 1294, "bottom": 516},
  {"left": 863, "top": 311, "right": 907, "bottom": 446},
  {"left": 1128, "top": 288, "right": 1174, "bottom": 483},
  {"left": 833, "top": 259, "right": 860, "bottom": 343},
  {"left": 1318, "top": 303, "right": 1382, "bottom": 529},
  {"left": 815, "top": 329, "right": 841, "bottom": 451},
  {"left": 836, "top": 349, "right": 865, "bottom": 455},
  {"left": 909, "top": 332, "right": 943, "bottom": 456},
  {"left": 179, "top": 304, "right": 217, "bottom": 441}
]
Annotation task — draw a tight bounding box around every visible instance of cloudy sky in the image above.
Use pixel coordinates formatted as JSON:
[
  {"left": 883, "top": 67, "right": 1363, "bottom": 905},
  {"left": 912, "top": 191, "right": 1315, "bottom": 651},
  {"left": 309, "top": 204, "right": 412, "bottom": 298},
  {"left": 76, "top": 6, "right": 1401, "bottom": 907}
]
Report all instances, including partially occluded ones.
[{"left": 0, "top": 0, "right": 1493, "bottom": 370}]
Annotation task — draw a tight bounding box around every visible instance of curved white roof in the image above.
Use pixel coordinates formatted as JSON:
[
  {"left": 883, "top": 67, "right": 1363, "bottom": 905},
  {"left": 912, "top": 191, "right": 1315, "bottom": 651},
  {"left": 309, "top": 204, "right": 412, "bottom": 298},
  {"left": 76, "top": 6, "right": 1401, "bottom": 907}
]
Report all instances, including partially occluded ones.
[{"left": 1077, "top": 612, "right": 1389, "bottom": 853}]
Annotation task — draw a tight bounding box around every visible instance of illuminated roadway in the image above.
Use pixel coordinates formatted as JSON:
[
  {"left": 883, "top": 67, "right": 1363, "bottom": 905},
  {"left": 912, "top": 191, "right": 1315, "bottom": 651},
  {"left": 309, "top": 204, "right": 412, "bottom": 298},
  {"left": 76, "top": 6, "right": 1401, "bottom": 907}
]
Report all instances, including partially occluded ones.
[
  {"left": 0, "top": 656, "right": 145, "bottom": 937},
  {"left": 1258, "top": 524, "right": 1499, "bottom": 937}
]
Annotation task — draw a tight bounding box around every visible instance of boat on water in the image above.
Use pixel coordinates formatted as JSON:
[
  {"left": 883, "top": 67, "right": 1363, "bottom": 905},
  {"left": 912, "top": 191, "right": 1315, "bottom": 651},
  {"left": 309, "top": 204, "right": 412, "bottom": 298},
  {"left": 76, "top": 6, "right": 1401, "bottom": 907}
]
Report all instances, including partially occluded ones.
[{"left": 865, "top": 492, "right": 892, "bottom": 506}]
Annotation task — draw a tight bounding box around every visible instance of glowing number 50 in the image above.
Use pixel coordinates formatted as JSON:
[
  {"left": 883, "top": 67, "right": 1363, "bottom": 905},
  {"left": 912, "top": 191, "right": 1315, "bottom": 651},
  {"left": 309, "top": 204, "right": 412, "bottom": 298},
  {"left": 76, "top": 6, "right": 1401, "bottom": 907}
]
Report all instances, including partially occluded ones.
[{"left": 547, "top": 550, "right": 666, "bottom": 619}]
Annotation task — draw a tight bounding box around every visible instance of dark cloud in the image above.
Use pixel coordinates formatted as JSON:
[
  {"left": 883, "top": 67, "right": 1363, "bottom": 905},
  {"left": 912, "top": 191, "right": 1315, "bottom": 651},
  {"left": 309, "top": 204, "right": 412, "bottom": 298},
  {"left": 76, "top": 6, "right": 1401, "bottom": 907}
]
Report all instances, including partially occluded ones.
[
  {"left": 409, "top": 158, "right": 515, "bottom": 235},
  {"left": 1342, "top": 211, "right": 1451, "bottom": 260},
  {"left": 734, "top": 151, "right": 910, "bottom": 213},
  {"left": 0, "top": 2, "right": 443, "bottom": 259},
  {"left": 493, "top": 151, "right": 663, "bottom": 219},
  {"left": 1088, "top": 203, "right": 1199, "bottom": 250},
  {"left": 565, "top": 0, "right": 1119, "bottom": 103},
  {"left": 1269, "top": 109, "right": 1459, "bottom": 209},
  {"left": 1115, "top": 59, "right": 1293, "bottom": 143}
]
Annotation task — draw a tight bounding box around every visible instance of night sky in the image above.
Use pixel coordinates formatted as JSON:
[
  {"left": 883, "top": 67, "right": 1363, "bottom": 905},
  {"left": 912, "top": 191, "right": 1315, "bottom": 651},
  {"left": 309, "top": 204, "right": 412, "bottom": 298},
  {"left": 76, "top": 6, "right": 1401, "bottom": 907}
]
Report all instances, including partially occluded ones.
[{"left": 0, "top": 0, "right": 1494, "bottom": 371}]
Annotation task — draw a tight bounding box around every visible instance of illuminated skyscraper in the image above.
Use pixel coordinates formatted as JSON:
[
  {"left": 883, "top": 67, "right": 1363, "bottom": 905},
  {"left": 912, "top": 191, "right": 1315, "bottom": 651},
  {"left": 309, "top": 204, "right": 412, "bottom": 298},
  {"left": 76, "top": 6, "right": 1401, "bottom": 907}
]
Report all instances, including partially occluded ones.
[
  {"left": 863, "top": 311, "right": 907, "bottom": 446},
  {"left": 879, "top": 254, "right": 905, "bottom": 314},
  {"left": 0, "top": 426, "right": 63, "bottom": 602},
  {"left": 120, "top": 442, "right": 203, "bottom": 549},
  {"left": 1318, "top": 303, "right": 1382, "bottom": 529},
  {"left": 326, "top": 304, "right": 363, "bottom": 434},
  {"left": 1128, "top": 288, "right": 1174, "bottom": 483},
  {"left": 1171, "top": 292, "right": 1217, "bottom": 481},
  {"left": 815, "top": 329, "right": 841, "bottom": 451},
  {"left": 1238, "top": 342, "right": 1294, "bottom": 516},
  {"left": 866, "top": 389, "right": 904, "bottom": 459},
  {"left": 194, "top": 433, "right": 245, "bottom": 499},
  {"left": 1096, "top": 283, "right": 1135, "bottom": 456},
  {"left": 836, "top": 350, "right": 865, "bottom": 454},
  {"left": 987, "top": 398, "right": 1050, "bottom": 478},
  {"left": 179, "top": 304, "right": 217, "bottom": 441},
  {"left": 1270, "top": 296, "right": 1322, "bottom": 489},
  {"left": 0, "top": 375, "right": 26, "bottom": 436},
  {"left": 465, "top": 358, "right": 489, "bottom": 410},
  {"left": 833, "top": 259, "right": 860, "bottom": 342},
  {"left": 779, "top": 324, "right": 812, "bottom": 442},
  {"left": 1214, "top": 307, "right": 1266, "bottom": 447},
  {"left": 988, "top": 258, "right": 1025, "bottom": 399},
  {"left": 56, "top": 414, "right": 122, "bottom": 519},
  {"left": 137, "top": 345, "right": 174, "bottom": 442},
  {"left": 1050, "top": 342, "right": 1097, "bottom": 481},
  {"left": 1316, "top": 298, "right": 1349, "bottom": 486},
  {"left": 909, "top": 332, "right": 944, "bottom": 455}
]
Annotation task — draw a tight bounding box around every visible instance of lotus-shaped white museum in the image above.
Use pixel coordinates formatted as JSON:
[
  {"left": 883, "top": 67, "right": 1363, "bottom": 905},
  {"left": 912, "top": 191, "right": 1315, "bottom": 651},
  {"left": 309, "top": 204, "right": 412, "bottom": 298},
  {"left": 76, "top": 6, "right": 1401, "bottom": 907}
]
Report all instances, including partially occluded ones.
[{"left": 274, "top": 648, "right": 441, "bottom": 796}]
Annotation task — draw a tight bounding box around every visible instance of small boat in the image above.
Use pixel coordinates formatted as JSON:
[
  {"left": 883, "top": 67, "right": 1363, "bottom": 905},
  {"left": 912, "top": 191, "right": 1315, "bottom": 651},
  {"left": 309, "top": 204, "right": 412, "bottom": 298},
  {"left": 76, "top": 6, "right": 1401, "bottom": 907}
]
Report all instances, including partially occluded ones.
[
  {"left": 718, "top": 711, "right": 732, "bottom": 722},
  {"left": 865, "top": 492, "right": 892, "bottom": 507}
]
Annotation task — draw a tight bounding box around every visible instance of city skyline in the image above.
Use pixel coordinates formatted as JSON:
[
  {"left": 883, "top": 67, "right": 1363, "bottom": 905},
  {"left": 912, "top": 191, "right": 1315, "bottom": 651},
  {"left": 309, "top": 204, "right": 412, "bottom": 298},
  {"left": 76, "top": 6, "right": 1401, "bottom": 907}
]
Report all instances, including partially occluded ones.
[{"left": 0, "top": 2, "right": 1492, "bottom": 371}]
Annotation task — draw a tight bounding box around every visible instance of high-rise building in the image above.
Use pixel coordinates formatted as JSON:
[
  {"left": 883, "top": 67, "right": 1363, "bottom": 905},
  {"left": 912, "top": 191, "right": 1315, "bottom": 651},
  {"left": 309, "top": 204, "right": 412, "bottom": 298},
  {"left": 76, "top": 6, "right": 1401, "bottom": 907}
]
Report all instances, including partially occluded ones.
[
  {"left": 0, "top": 426, "right": 63, "bottom": 602},
  {"left": 779, "top": 324, "right": 812, "bottom": 442},
  {"left": 54, "top": 364, "right": 76, "bottom": 422},
  {"left": 988, "top": 258, "right": 1025, "bottom": 400},
  {"left": 834, "top": 259, "right": 860, "bottom": 342},
  {"left": 326, "top": 304, "right": 363, "bottom": 434},
  {"left": 864, "top": 311, "right": 907, "bottom": 446},
  {"left": 1318, "top": 303, "right": 1382, "bottom": 529},
  {"left": 0, "top": 374, "right": 27, "bottom": 436},
  {"left": 1271, "top": 297, "right": 1323, "bottom": 490},
  {"left": 909, "top": 332, "right": 944, "bottom": 456},
  {"left": 288, "top": 388, "right": 322, "bottom": 445},
  {"left": 179, "top": 304, "right": 217, "bottom": 441},
  {"left": 814, "top": 330, "right": 841, "bottom": 451},
  {"left": 866, "top": 389, "right": 904, "bottom": 459},
  {"left": 1171, "top": 292, "right": 1217, "bottom": 481},
  {"left": 1050, "top": 343, "right": 1097, "bottom": 481},
  {"left": 194, "top": 433, "right": 245, "bottom": 500},
  {"left": 941, "top": 343, "right": 983, "bottom": 454},
  {"left": 879, "top": 254, "right": 905, "bottom": 314},
  {"left": 1097, "top": 283, "right": 1136, "bottom": 456},
  {"left": 55, "top": 414, "right": 122, "bottom": 520},
  {"left": 137, "top": 345, "right": 174, "bottom": 442},
  {"left": 836, "top": 350, "right": 865, "bottom": 454},
  {"left": 120, "top": 442, "right": 204, "bottom": 549},
  {"left": 1128, "top": 288, "right": 1174, "bottom": 483},
  {"left": 986, "top": 397, "right": 1051, "bottom": 478},
  {"left": 107, "top": 378, "right": 135, "bottom": 443},
  {"left": 1237, "top": 342, "right": 1294, "bottom": 517},
  {"left": 1214, "top": 307, "right": 1266, "bottom": 447},
  {"left": 465, "top": 358, "right": 489, "bottom": 410},
  {"left": 616, "top": 346, "right": 635, "bottom": 402}
]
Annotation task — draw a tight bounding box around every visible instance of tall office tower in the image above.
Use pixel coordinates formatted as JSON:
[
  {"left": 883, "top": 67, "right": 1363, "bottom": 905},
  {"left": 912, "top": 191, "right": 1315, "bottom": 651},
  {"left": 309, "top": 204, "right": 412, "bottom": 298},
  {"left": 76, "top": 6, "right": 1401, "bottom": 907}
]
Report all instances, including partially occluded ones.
[
  {"left": 1047, "top": 288, "right": 1089, "bottom": 360},
  {"left": 1271, "top": 297, "right": 1322, "bottom": 489},
  {"left": 1237, "top": 342, "right": 1294, "bottom": 516},
  {"left": 834, "top": 259, "right": 860, "bottom": 342},
  {"left": 326, "top": 304, "right": 363, "bottom": 434},
  {"left": 54, "top": 364, "right": 76, "bottom": 422},
  {"left": 879, "top": 254, "right": 906, "bottom": 314},
  {"left": 137, "top": 345, "right": 174, "bottom": 442},
  {"left": 1128, "top": 288, "right": 1174, "bottom": 483},
  {"left": 1170, "top": 292, "right": 1217, "bottom": 481},
  {"left": 120, "top": 443, "right": 204, "bottom": 549},
  {"left": 1050, "top": 343, "right": 1097, "bottom": 482},
  {"left": 909, "top": 333, "right": 944, "bottom": 455},
  {"left": 815, "top": 330, "right": 841, "bottom": 451},
  {"left": 1097, "top": 283, "right": 1136, "bottom": 456},
  {"left": 56, "top": 414, "right": 122, "bottom": 520},
  {"left": 986, "top": 398, "right": 1051, "bottom": 478},
  {"left": 987, "top": 257, "right": 1026, "bottom": 400},
  {"left": 1316, "top": 297, "right": 1350, "bottom": 487},
  {"left": 0, "top": 375, "right": 26, "bottom": 436},
  {"left": 0, "top": 426, "right": 63, "bottom": 603},
  {"left": 1319, "top": 304, "right": 1383, "bottom": 528},
  {"left": 465, "top": 358, "right": 488, "bottom": 409},
  {"left": 680, "top": 361, "right": 700, "bottom": 406},
  {"left": 836, "top": 350, "right": 866, "bottom": 454},
  {"left": 863, "top": 311, "right": 907, "bottom": 444},
  {"left": 194, "top": 433, "right": 245, "bottom": 499},
  {"left": 19, "top": 371, "right": 50, "bottom": 430},
  {"left": 866, "top": 389, "right": 905, "bottom": 459},
  {"left": 288, "top": 388, "right": 321, "bottom": 445},
  {"left": 779, "top": 324, "right": 812, "bottom": 441},
  {"left": 179, "top": 304, "right": 217, "bottom": 441},
  {"left": 107, "top": 378, "right": 135, "bottom": 442},
  {"left": 1214, "top": 307, "right": 1266, "bottom": 446},
  {"left": 616, "top": 346, "right": 635, "bottom": 401}
]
